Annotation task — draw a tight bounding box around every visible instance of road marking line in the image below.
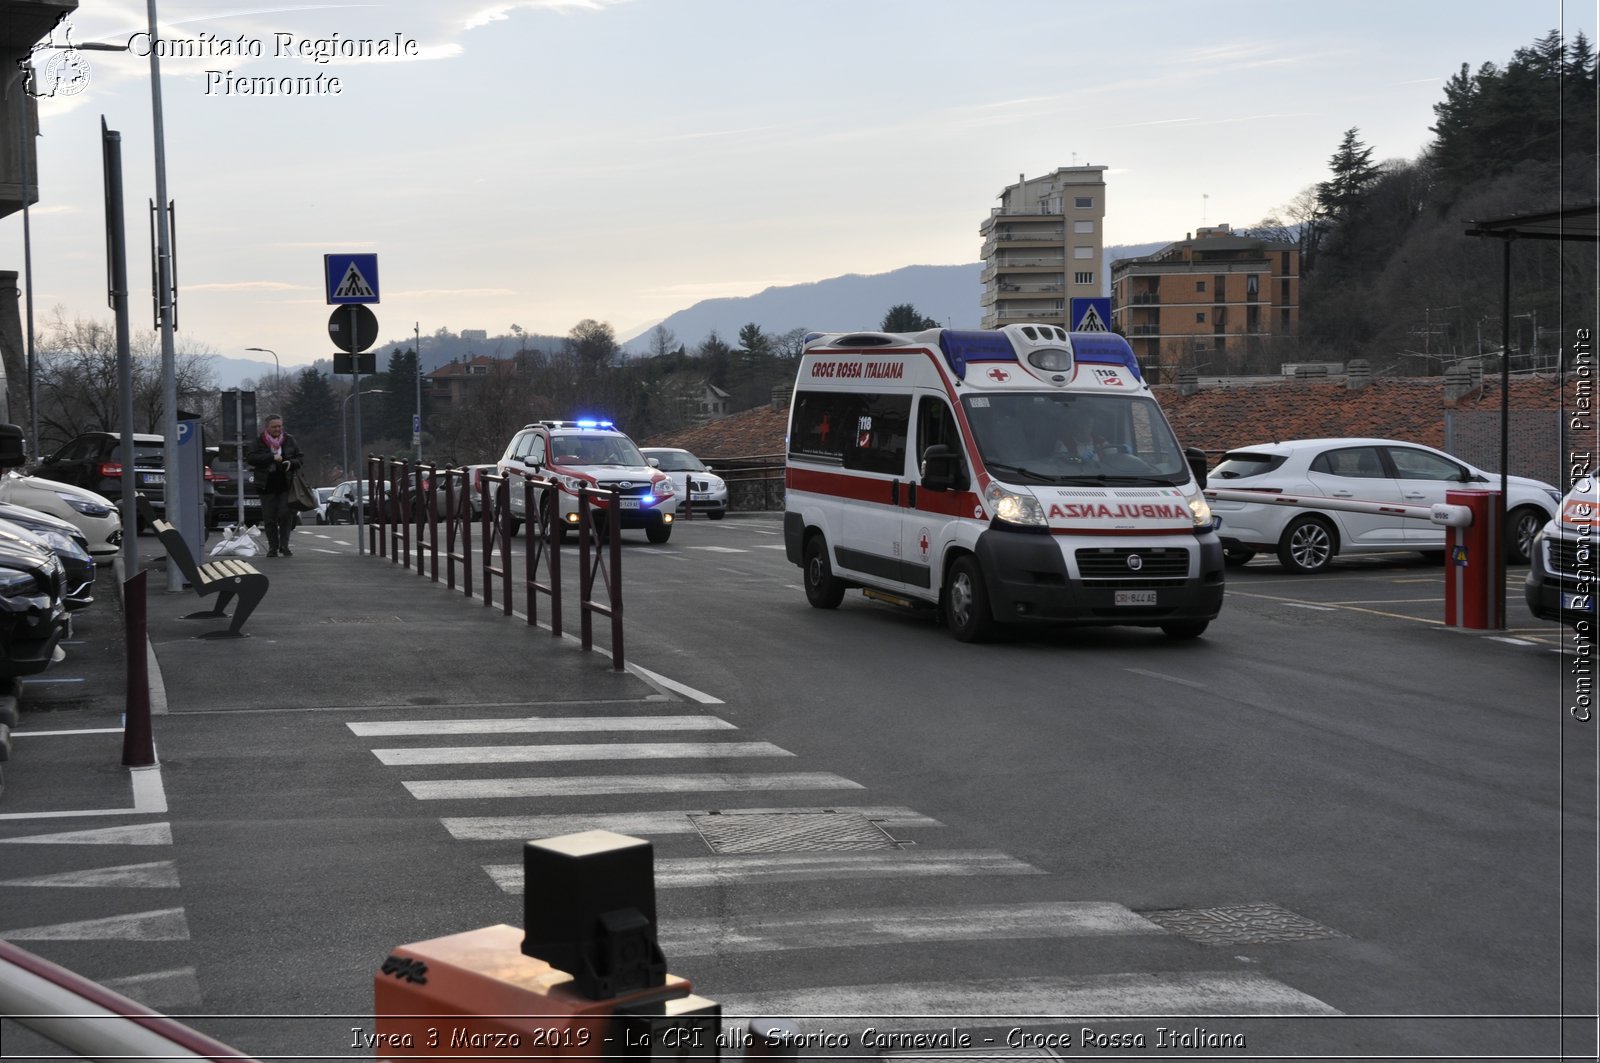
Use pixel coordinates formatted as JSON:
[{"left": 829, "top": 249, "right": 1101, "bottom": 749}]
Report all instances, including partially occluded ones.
[
  {"left": 0, "top": 907, "right": 190, "bottom": 941},
  {"left": 689, "top": 546, "right": 748, "bottom": 553},
  {"left": 0, "top": 860, "right": 179, "bottom": 889},
  {"left": 1281, "top": 603, "right": 1338, "bottom": 611},
  {"left": 102, "top": 968, "right": 202, "bottom": 1010},
  {"left": 441, "top": 806, "right": 942, "bottom": 840},
  {"left": 0, "top": 822, "right": 173, "bottom": 846},
  {"left": 1485, "top": 636, "right": 1536, "bottom": 645},
  {"left": 485, "top": 850, "right": 1042, "bottom": 892},
  {"left": 714, "top": 971, "right": 1341, "bottom": 1019},
  {"left": 626, "top": 662, "right": 724, "bottom": 704},
  {"left": 349, "top": 715, "right": 735, "bottom": 737},
  {"left": 1323, "top": 598, "right": 1443, "bottom": 605},
  {"left": 405, "top": 772, "right": 863, "bottom": 800},
  {"left": 658, "top": 901, "right": 1165, "bottom": 956},
  {"left": 1123, "top": 668, "right": 1205, "bottom": 690},
  {"left": 1229, "top": 590, "right": 1445, "bottom": 625},
  {"left": 374, "top": 740, "right": 792, "bottom": 766},
  {"left": 0, "top": 764, "right": 167, "bottom": 821},
  {"left": 21, "top": 677, "right": 86, "bottom": 684},
  {"left": 13, "top": 727, "right": 123, "bottom": 737}
]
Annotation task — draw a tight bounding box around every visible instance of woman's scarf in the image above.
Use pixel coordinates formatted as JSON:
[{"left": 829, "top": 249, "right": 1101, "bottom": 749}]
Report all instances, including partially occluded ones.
[{"left": 262, "top": 429, "right": 283, "bottom": 459}]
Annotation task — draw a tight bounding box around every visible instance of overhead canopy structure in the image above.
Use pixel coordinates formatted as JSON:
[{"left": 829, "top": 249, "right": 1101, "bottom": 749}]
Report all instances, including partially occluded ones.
[
  {"left": 1464, "top": 201, "right": 1596, "bottom": 629},
  {"left": 1465, "top": 202, "right": 1600, "bottom": 242}
]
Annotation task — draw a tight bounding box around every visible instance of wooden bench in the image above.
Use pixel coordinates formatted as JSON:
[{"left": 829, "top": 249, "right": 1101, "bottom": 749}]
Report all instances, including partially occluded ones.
[{"left": 151, "top": 519, "right": 269, "bottom": 639}]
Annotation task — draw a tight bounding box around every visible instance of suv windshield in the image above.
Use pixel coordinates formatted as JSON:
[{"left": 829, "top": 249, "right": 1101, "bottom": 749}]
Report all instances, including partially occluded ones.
[
  {"left": 960, "top": 393, "right": 1189, "bottom": 484},
  {"left": 550, "top": 434, "right": 645, "bottom": 466}
]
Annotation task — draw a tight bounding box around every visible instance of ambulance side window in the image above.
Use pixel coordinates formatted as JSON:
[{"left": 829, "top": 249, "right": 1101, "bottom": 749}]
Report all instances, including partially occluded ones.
[
  {"left": 916, "top": 397, "right": 960, "bottom": 462},
  {"left": 841, "top": 393, "right": 912, "bottom": 475}
]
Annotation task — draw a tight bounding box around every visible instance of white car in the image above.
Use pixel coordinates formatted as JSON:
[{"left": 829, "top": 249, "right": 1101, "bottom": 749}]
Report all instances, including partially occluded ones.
[
  {"left": 1525, "top": 477, "right": 1598, "bottom": 626},
  {"left": 0, "top": 471, "right": 122, "bottom": 558},
  {"left": 1206, "top": 438, "right": 1560, "bottom": 573},
  {"left": 639, "top": 448, "right": 728, "bottom": 519}
]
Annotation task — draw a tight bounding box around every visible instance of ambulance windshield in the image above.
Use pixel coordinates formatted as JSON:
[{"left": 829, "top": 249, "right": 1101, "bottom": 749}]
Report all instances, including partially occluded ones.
[{"left": 961, "top": 393, "right": 1190, "bottom": 484}]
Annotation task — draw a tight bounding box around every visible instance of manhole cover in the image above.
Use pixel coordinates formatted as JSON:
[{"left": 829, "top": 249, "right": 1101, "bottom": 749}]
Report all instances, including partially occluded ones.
[
  {"left": 689, "top": 811, "right": 902, "bottom": 853},
  {"left": 320, "top": 616, "right": 405, "bottom": 624},
  {"left": 1138, "top": 902, "right": 1345, "bottom": 946}
]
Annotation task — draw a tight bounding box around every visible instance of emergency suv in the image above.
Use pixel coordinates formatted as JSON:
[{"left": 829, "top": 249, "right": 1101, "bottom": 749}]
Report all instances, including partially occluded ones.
[
  {"left": 784, "top": 325, "right": 1223, "bottom": 642},
  {"left": 497, "top": 419, "right": 677, "bottom": 542}
]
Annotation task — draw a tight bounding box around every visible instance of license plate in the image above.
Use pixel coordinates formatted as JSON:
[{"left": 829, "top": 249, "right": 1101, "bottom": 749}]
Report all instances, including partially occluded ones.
[
  {"left": 1563, "top": 592, "right": 1593, "bottom": 612},
  {"left": 244, "top": 499, "right": 260, "bottom": 508},
  {"left": 1114, "top": 590, "right": 1158, "bottom": 606},
  {"left": 619, "top": 498, "right": 640, "bottom": 509},
  {"left": 692, "top": 493, "right": 712, "bottom": 501},
  {"left": 142, "top": 472, "right": 164, "bottom": 484}
]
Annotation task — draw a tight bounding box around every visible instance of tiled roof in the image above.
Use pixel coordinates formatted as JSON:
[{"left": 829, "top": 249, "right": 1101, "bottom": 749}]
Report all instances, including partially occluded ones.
[{"left": 642, "top": 374, "right": 1582, "bottom": 461}]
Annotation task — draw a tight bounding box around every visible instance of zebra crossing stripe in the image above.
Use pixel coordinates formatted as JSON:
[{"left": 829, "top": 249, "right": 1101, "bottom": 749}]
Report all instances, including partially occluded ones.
[
  {"left": 0, "top": 907, "right": 190, "bottom": 941},
  {"left": 406, "top": 772, "right": 863, "bottom": 800},
  {"left": 0, "top": 822, "right": 173, "bottom": 846},
  {"left": 374, "top": 741, "right": 791, "bottom": 766},
  {"left": 0, "top": 860, "right": 179, "bottom": 889},
  {"left": 713, "top": 970, "right": 1341, "bottom": 1019},
  {"left": 484, "top": 850, "right": 1041, "bottom": 892},
  {"left": 658, "top": 901, "right": 1165, "bottom": 956},
  {"left": 102, "top": 967, "right": 203, "bottom": 1010},
  {"left": 348, "top": 715, "right": 737, "bottom": 737},
  {"left": 441, "top": 806, "right": 942, "bottom": 840}
]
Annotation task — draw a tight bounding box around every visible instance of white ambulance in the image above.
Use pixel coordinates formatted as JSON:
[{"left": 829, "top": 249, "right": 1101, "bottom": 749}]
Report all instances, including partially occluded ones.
[{"left": 783, "top": 325, "right": 1224, "bottom": 641}]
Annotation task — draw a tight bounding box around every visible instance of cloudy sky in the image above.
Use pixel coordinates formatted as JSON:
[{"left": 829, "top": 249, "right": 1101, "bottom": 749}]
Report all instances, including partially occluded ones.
[{"left": 6, "top": 0, "right": 1592, "bottom": 369}]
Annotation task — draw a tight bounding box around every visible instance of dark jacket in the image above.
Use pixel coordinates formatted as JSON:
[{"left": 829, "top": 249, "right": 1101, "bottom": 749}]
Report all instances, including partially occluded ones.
[{"left": 244, "top": 431, "right": 304, "bottom": 494}]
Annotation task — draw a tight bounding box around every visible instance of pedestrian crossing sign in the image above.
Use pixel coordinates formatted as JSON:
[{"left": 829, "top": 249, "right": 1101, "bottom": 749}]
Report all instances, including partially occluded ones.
[
  {"left": 325, "top": 253, "right": 380, "bottom": 305},
  {"left": 1070, "top": 297, "right": 1111, "bottom": 332}
]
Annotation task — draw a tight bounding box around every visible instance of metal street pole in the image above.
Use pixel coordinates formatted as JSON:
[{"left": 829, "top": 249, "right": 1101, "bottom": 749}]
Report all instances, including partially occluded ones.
[
  {"left": 343, "top": 388, "right": 383, "bottom": 553},
  {"left": 146, "top": 0, "right": 182, "bottom": 591},
  {"left": 414, "top": 321, "right": 422, "bottom": 462}
]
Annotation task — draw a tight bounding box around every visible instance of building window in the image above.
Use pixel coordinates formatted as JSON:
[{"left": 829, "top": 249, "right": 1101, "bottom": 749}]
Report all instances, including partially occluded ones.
[
  {"left": 1196, "top": 312, "right": 1206, "bottom": 323},
  {"left": 1073, "top": 220, "right": 1095, "bottom": 233},
  {"left": 1196, "top": 281, "right": 1206, "bottom": 293},
  {"left": 1073, "top": 246, "right": 1094, "bottom": 259},
  {"left": 1247, "top": 274, "right": 1259, "bottom": 299},
  {"left": 1074, "top": 271, "right": 1094, "bottom": 285},
  {"left": 1074, "top": 196, "right": 1094, "bottom": 209}
]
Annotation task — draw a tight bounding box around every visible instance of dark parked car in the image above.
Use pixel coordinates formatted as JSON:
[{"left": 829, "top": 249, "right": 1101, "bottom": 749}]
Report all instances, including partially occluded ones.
[
  {"left": 31, "top": 431, "right": 214, "bottom": 529},
  {"left": 207, "top": 467, "right": 262, "bottom": 529},
  {"left": 0, "top": 502, "right": 95, "bottom": 610}
]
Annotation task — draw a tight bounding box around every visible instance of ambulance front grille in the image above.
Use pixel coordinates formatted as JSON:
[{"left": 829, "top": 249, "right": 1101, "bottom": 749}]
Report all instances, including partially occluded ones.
[{"left": 1075, "top": 547, "right": 1190, "bottom": 579}]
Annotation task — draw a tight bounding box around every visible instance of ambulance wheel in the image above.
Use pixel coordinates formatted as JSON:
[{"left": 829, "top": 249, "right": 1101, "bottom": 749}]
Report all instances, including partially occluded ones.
[
  {"left": 1160, "top": 620, "right": 1210, "bottom": 639},
  {"left": 803, "top": 536, "right": 845, "bottom": 609},
  {"left": 944, "top": 555, "right": 996, "bottom": 642},
  {"left": 1277, "top": 515, "right": 1336, "bottom": 574}
]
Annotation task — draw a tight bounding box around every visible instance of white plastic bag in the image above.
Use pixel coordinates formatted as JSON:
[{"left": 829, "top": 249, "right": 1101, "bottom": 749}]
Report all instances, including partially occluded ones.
[{"left": 209, "top": 525, "right": 260, "bottom": 558}]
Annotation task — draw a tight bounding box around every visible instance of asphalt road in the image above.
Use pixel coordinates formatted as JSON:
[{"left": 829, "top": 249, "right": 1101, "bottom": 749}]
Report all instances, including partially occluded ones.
[{"left": 0, "top": 515, "right": 1592, "bottom": 1061}]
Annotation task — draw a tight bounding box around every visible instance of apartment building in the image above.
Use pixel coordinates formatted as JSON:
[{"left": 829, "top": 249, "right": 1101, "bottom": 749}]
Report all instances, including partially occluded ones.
[
  {"left": 979, "top": 166, "right": 1107, "bottom": 329},
  {"left": 1110, "top": 223, "right": 1300, "bottom": 379}
]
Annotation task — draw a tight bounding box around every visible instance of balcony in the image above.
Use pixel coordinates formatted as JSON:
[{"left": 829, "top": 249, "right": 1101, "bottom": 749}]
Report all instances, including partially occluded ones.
[
  {"left": 994, "top": 257, "right": 1066, "bottom": 270},
  {"left": 1131, "top": 324, "right": 1161, "bottom": 336},
  {"left": 1130, "top": 292, "right": 1160, "bottom": 305}
]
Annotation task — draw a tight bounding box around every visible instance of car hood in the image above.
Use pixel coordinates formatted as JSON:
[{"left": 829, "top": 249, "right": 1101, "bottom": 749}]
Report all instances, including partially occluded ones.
[{"left": 4, "top": 472, "right": 117, "bottom": 508}]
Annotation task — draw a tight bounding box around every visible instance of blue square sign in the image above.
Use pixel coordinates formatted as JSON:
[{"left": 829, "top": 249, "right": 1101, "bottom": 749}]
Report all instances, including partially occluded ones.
[{"left": 325, "top": 253, "right": 380, "bottom": 305}]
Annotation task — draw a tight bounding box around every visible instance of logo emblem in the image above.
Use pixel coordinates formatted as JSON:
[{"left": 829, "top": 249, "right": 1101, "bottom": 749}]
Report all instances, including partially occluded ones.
[
  {"left": 616, "top": 482, "right": 633, "bottom": 489},
  {"left": 986, "top": 367, "right": 1011, "bottom": 383},
  {"left": 1126, "top": 554, "right": 1143, "bottom": 571}
]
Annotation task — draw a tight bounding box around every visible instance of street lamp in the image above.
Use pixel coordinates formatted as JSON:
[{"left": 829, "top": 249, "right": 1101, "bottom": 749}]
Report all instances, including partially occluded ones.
[{"left": 244, "top": 347, "right": 280, "bottom": 382}]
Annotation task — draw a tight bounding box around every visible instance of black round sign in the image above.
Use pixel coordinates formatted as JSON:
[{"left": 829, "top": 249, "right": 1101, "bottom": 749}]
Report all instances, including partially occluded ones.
[{"left": 328, "top": 304, "right": 380, "bottom": 353}]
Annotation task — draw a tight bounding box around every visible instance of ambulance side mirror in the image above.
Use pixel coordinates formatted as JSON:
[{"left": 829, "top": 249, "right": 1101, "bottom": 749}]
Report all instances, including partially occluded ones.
[
  {"left": 1184, "top": 447, "right": 1208, "bottom": 489},
  {"left": 921, "top": 444, "right": 967, "bottom": 492}
]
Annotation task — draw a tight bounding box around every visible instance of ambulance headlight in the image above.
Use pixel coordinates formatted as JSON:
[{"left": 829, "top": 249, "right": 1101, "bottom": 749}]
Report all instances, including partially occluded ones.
[
  {"left": 987, "top": 483, "right": 1047, "bottom": 529},
  {"left": 1187, "top": 494, "right": 1214, "bottom": 529}
]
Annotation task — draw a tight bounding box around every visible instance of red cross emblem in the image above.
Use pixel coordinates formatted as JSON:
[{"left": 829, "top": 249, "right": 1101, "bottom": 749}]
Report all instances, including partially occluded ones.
[
  {"left": 918, "top": 530, "right": 930, "bottom": 557},
  {"left": 986, "top": 367, "right": 1010, "bottom": 383}
]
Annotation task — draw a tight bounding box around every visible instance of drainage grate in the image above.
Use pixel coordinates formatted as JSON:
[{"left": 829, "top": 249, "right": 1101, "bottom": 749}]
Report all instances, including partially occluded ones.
[
  {"left": 689, "top": 811, "right": 903, "bottom": 854},
  {"left": 1138, "top": 902, "right": 1346, "bottom": 946},
  {"left": 320, "top": 616, "right": 406, "bottom": 624}
]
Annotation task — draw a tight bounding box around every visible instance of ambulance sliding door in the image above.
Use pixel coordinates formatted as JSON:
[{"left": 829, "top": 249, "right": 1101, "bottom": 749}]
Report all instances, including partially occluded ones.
[
  {"left": 900, "top": 393, "right": 964, "bottom": 592},
  {"left": 831, "top": 391, "right": 915, "bottom": 590}
]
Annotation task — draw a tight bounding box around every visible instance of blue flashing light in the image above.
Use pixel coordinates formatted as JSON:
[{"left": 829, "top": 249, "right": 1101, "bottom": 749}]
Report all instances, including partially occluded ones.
[
  {"left": 1069, "top": 333, "right": 1143, "bottom": 382},
  {"left": 937, "top": 330, "right": 1018, "bottom": 381},
  {"left": 573, "top": 418, "right": 615, "bottom": 429}
]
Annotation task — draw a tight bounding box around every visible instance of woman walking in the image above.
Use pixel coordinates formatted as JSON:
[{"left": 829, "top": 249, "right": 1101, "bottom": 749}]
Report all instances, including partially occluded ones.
[{"left": 244, "top": 414, "right": 305, "bottom": 557}]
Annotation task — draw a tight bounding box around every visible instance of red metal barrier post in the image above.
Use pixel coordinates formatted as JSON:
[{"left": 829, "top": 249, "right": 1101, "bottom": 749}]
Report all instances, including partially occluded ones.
[{"left": 1442, "top": 488, "right": 1503, "bottom": 629}]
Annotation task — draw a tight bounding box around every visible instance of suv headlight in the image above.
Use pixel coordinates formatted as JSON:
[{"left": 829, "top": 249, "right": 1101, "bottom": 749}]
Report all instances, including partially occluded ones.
[
  {"left": 986, "top": 483, "right": 1047, "bottom": 529},
  {"left": 1188, "top": 494, "right": 1214, "bottom": 528},
  {"left": 652, "top": 478, "right": 675, "bottom": 498}
]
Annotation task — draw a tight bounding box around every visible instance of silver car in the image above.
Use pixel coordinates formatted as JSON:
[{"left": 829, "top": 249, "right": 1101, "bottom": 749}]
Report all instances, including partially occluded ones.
[{"left": 640, "top": 447, "right": 728, "bottom": 520}]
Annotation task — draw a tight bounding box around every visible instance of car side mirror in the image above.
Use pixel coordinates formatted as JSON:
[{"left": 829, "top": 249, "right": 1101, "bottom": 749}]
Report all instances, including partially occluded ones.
[
  {"left": 0, "top": 425, "right": 27, "bottom": 469},
  {"left": 921, "top": 444, "right": 968, "bottom": 492},
  {"left": 703, "top": 465, "right": 714, "bottom": 473},
  {"left": 647, "top": 457, "right": 660, "bottom": 468},
  {"left": 1184, "top": 446, "right": 1209, "bottom": 488}
]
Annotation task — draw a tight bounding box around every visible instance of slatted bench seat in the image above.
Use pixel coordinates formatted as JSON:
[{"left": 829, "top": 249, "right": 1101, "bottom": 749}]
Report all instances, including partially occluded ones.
[{"left": 151, "top": 519, "right": 269, "bottom": 639}]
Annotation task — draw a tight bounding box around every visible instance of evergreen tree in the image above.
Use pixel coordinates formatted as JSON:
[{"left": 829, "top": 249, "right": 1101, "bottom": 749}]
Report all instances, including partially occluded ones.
[
  {"left": 880, "top": 304, "right": 939, "bottom": 331},
  {"left": 1315, "top": 128, "right": 1381, "bottom": 222},
  {"left": 283, "top": 367, "right": 341, "bottom": 482}
]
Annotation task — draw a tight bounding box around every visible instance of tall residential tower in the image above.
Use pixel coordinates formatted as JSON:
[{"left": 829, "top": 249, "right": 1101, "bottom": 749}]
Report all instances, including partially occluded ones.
[{"left": 979, "top": 166, "right": 1107, "bottom": 330}]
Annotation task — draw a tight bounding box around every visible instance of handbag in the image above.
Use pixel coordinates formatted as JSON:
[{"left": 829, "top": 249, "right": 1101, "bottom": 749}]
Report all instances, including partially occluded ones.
[{"left": 290, "top": 468, "right": 317, "bottom": 512}]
